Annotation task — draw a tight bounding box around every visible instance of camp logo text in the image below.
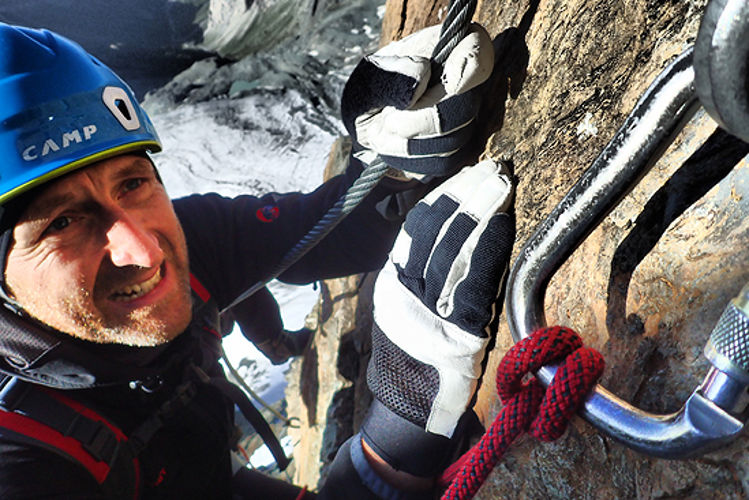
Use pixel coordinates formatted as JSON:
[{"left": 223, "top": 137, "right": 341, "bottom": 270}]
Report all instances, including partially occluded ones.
[{"left": 22, "top": 125, "right": 98, "bottom": 161}]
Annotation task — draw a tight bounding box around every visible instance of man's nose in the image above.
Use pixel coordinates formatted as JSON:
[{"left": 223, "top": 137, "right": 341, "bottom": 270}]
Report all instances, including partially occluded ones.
[{"left": 105, "top": 212, "right": 163, "bottom": 268}]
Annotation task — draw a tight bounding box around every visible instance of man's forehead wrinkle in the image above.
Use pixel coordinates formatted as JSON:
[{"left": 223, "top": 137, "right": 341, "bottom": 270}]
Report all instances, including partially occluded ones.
[
  {"left": 84, "top": 156, "right": 153, "bottom": 185},
  {"left": 22, "top": 156, "right": 153, "bottom": 221},
  {"left": 111, "top": 158, "right": 156, "bottom": 182},
  {"left": 24, "top": 190, "right": 78, "bottom": 221}
]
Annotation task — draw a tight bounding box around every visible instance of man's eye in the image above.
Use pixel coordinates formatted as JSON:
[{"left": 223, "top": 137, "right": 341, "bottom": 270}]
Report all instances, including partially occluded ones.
[
  {"left": 123, "top": 178, "right": 144, "bottom": 192},
  {"left": 47, "top": 216, "right": 71, "bottom": 233}
]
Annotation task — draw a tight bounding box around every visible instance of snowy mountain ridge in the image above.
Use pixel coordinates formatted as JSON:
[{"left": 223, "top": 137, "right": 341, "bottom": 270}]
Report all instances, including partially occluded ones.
[{"left": 201, "top": 0, "right": 313, "bottom": 59}]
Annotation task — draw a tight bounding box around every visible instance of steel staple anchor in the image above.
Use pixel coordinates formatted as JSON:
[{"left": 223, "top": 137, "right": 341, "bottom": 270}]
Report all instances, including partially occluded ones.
[{"left": 505, "top": 0, "right": 749, "bottom": 458}]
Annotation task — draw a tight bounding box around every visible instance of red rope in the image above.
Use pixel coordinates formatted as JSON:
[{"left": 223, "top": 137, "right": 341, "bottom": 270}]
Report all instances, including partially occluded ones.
[
  {"left": 294, "top": 486, "right": 309, "bottom": 500},
  {"left": 438, "top": 326, "right": 605, "bottom": 499}
]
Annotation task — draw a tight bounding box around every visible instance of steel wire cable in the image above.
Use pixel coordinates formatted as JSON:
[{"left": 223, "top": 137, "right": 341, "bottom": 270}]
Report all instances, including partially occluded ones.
[
  {"left": 432, "top": 0, "right": 478, "bottom": 65},
  {"left": 221, "top": 157, "right": 388, "bottom": 312}
]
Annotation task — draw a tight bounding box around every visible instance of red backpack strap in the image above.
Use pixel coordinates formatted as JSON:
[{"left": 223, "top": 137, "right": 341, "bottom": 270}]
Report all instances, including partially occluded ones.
[
  {"left": 0, "top": 378, "right": 140, "bottom": 499},
  {"left": 190, "top": 272, "right": 222, "bottom": 340},
  {"left": 190, "top": 272, "right": 212, "bottom": 304},
  {"left": 186, "top": 275, "right": 290, "bottom": 470}
]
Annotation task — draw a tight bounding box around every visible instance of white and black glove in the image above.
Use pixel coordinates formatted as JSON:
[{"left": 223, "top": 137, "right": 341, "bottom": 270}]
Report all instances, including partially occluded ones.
[
  {"left": 361, "top": 159, "right": 514, "bottom": 477},
  {"left": 341, "top": 24, "right": 494, "bottom": 179}
]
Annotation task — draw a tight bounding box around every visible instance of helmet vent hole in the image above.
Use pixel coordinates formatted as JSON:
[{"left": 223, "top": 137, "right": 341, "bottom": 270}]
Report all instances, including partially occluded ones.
[
  {"left": 115, "top": 99, "right": 132, "bottom": 121},
  {"left": 102, "top": 86, "right": 141, "bottom": 131}
]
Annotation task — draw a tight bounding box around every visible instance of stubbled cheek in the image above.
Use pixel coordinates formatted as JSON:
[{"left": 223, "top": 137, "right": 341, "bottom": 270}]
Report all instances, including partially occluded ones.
[{"left": 9, "top": 257, "right": 89, "bottom": 306}]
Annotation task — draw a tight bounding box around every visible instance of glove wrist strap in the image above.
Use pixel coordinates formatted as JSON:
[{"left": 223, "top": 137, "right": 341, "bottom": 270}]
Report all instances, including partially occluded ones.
[{"left": 361, "top": 399, "right": 453, "bottom": 477}]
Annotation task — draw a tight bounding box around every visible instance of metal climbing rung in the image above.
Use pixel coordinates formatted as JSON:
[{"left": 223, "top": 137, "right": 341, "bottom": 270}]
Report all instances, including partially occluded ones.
[{"left": 505, "top": 0, "right": 749, "bottom": 458}]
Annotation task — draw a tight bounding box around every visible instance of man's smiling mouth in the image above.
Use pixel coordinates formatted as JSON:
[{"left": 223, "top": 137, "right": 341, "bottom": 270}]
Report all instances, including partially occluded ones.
[{"left": 110, "top": 269, "right": 163, "bottom": 302}]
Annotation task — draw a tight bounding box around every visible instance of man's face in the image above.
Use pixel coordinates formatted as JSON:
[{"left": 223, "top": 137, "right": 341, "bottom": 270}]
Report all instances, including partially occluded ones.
[{"left": 4, "top": 154, "right": 192, "bottom": 346}]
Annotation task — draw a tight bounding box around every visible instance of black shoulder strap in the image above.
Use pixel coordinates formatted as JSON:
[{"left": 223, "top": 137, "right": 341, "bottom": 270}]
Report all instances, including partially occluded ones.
[
  {"left": 202, "top": 371, "right": 291, "bottom": 471},
  {"left": 190, "top": 272, "right": 220, "bottom": 331},
  {"left": 188, "top": 273, "right": 291, "bottom": 471},
  {"left": 0, "top": 377, "right": 140, "bottom": 499}
]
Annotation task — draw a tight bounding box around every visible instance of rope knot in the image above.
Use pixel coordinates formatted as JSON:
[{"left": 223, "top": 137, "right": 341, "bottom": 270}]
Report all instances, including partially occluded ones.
[
  {"left": 498, "top": 326, "right": 605, "bottom": 441},
  {"left": 439, "top": 326, "right": 605, "bottom": 499}
]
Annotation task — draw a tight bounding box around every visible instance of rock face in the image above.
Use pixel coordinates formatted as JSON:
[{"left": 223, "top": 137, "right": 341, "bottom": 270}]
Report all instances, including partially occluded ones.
[
  {"left": 201, "top": 0, "right": 314, "bottom": 59},
  {"left": 287, "top": 0, "right": 749, "bottom": 497},
  {"left": 286, "top": 273, "right": 376, "bottom": 486},
  {"left": 285, "top": 137, "right": 377, "bottom": 488}
]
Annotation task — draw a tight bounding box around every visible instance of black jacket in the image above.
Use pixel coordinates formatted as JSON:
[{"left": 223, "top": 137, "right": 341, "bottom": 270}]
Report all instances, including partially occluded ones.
[{"left": 0, "top": 159, "right": 425, "bottom": 499}]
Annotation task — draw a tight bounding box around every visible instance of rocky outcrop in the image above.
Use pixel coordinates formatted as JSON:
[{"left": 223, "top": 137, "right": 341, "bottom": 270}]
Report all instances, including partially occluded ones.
[
  {"left": 285, "top": 137, "right": 377, "bottom": 488},
  {"left": 287, "top": 0, "right": 749, "bottom": 497},
  {"left": 286, "top": 273, "right": 376, "bottom": 487},
  {"left": 201, "top": 0, "right": 313, "bottom": 59}
]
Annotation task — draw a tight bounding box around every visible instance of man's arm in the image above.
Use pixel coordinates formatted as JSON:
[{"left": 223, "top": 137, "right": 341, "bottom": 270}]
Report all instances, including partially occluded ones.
[
  {"left": 320, "top": 436, "right": 435, "bottom": 499},
  {"left": 175, "top": 21, "right": 494, "bottom": 310},
  {"left": 174, "top": 157, "right": 429, "bottom": 309}
]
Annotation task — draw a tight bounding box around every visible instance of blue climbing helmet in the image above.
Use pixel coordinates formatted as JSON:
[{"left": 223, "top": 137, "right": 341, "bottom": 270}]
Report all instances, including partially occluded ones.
[{"left": 0, "top": 22, "right": 161, "bottom": 205}]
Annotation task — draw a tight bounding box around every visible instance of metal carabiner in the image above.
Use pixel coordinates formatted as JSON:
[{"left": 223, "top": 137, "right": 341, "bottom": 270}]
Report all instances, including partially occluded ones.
[
  {"left": 505, "top": 0, "right": 749, "bottom": 458},
  {"left": 694, "top": 0, "right": 749, "bottom": 143},
  {"left": 285, "top": 416, "right": 301, "bottom": 429}
]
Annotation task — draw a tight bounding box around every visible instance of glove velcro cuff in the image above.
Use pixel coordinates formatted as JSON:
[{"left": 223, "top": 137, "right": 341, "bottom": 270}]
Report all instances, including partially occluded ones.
[
  {"left": 361, "top": 399, "right": 453, "bottom": 478},
  {"left": 348, "top": 433, "right": 433, "bottom": 500}
]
